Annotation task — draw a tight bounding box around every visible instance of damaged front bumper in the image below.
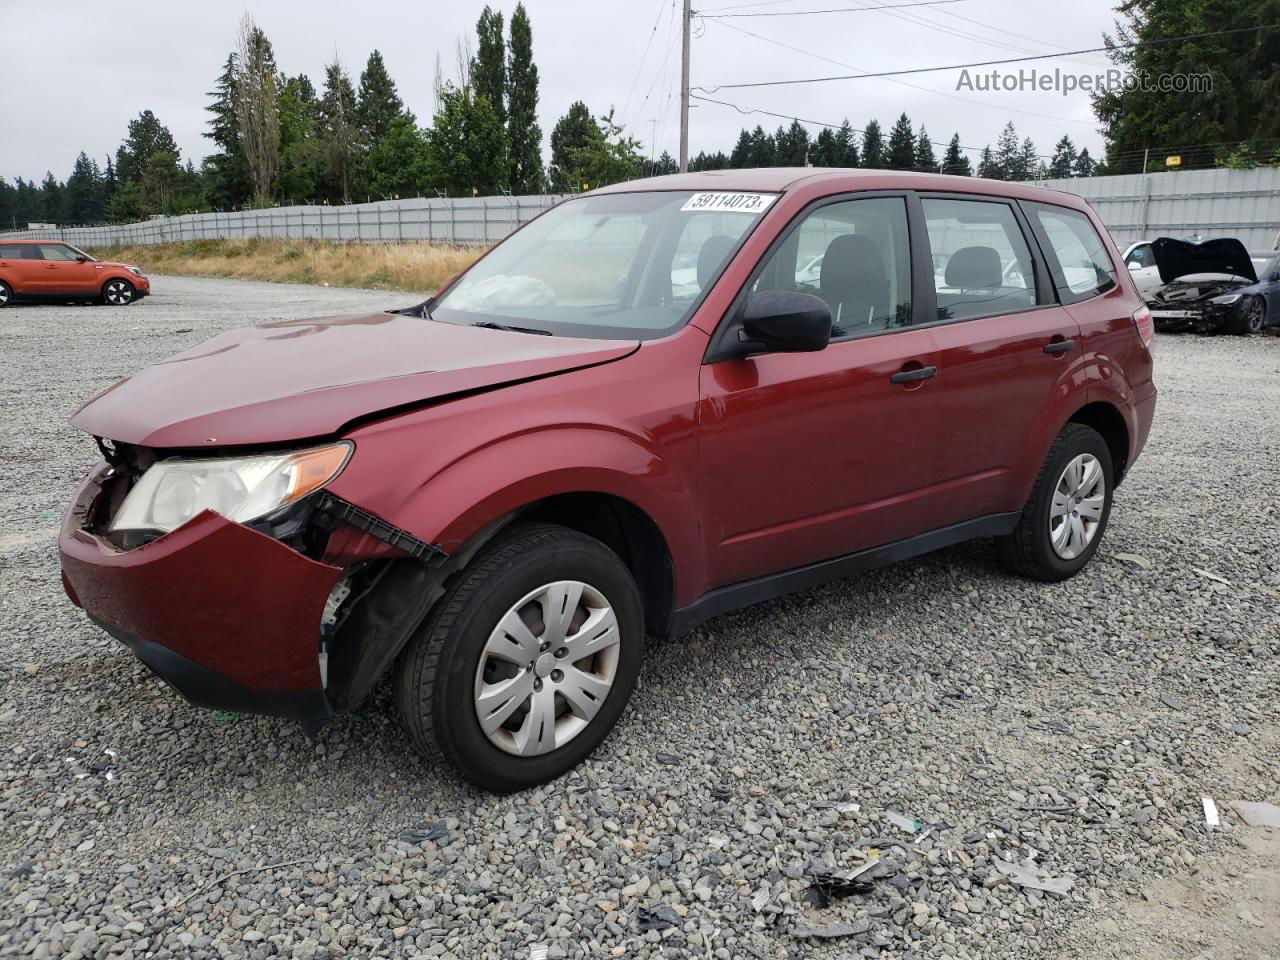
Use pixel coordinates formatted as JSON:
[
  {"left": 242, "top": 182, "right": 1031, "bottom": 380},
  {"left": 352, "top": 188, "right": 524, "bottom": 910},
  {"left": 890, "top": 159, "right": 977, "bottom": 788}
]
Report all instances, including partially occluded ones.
[
  {"left": 1149, "top": 305, "right": 1234, "bottom": 334},
  {"left": 59, "top": 464, "right": 342, "bottom": 725}
]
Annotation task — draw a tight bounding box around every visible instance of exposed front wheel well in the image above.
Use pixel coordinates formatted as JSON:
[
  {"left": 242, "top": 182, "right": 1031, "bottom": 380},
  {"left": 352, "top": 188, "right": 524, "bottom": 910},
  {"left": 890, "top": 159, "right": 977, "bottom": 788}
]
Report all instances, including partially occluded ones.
[
  {"left": 1067, "top": 402, "right": 1130, "bottom": 484},
  {"left": 520, "top": 493, "right": 675, "bottom": 640}
]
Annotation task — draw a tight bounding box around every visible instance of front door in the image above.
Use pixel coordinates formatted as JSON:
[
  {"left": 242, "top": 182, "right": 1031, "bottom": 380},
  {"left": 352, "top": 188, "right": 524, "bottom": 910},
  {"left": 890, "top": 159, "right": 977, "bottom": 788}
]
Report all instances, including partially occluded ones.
[
  {"left": 38, "top": 243, "right": 99, "bottom": 294},
  {"left": 698, "top": 195, "right": 945, "bottom": 588}
]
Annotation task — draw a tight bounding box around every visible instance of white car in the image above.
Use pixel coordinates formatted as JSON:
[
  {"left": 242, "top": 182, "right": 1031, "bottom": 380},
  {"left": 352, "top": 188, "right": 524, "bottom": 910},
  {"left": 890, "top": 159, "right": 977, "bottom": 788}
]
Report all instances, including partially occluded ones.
[{"left": 1123, "top": 238, "right": 1275, "bottom": 302}]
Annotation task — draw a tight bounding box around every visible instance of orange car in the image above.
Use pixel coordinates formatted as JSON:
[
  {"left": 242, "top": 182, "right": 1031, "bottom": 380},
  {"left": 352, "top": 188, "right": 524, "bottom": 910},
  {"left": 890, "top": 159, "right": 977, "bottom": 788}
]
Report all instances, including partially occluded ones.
[{"left": 0, "top": 241, "right": 150, "bottom": 307}]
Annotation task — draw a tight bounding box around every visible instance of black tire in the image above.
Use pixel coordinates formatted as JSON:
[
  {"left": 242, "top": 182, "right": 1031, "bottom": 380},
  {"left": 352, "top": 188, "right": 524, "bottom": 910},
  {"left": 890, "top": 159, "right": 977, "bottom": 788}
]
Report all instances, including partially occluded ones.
[
  {"left": 102, "top": 278, "right": 136, "bottom": 306},
  {"left": 0, "top": 280, "right": 11, "bottom": 308},
  {"left": 395, "top": 523, "right": 644, "bottom": 792},
  {"left": 1228, "top": 296, "right": 1266, "bottom": 335},
  {"left": 997, "top": 423, "right": 1114, "bottom": 582}
]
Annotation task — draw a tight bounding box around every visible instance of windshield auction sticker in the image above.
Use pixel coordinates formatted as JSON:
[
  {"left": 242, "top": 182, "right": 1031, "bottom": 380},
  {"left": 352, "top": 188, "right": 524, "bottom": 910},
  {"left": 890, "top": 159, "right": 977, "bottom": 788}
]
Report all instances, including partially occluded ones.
[{"left": 680, "top": 192, "right": 777, "bottom": 214}]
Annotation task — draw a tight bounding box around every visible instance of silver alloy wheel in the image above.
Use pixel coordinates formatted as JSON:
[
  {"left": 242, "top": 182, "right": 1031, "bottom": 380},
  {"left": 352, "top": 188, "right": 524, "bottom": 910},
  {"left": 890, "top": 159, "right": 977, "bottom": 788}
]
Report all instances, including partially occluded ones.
[
  {"left": 104, "top": 280, "right": 133, "bottom": 305},
  {"left": 0, "top": 283, "right": 9, "bottom": 306},
  {"left": 473, "top": 580, "right": 621, "bottom": 757},
  {"left": 1049, "top": 453, "right": 1105, "bottom": 560}
]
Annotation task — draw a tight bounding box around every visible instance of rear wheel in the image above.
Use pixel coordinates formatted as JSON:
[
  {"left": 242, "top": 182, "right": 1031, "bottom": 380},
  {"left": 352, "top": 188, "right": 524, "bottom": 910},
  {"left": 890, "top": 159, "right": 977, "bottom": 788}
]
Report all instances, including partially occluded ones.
[
  {"left": 102, "top": 278, "right": 135, "bottom": 306},
  {"left": 0, "top": 280, "right": 11, "bottom": 308},
  {"left": 395, "top": 523, "right": 644, "bottom": 792},
  {"left": 997, "top": 423, "right": 1114, "bottom": 582}
]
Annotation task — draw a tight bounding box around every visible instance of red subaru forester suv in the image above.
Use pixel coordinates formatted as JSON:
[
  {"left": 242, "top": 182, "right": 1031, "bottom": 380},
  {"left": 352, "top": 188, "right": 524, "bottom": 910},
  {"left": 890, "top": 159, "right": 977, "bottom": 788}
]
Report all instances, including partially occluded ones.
[{"left": 59, "top": 170, "right": 1155, "bottom": 791}]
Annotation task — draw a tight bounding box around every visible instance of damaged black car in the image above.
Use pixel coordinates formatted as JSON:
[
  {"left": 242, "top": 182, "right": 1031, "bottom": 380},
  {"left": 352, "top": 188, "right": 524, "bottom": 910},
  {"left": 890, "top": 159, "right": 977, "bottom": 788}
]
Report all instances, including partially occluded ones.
[{"left": 1146, "top": 237, "right": 1280, "bottom": 335}]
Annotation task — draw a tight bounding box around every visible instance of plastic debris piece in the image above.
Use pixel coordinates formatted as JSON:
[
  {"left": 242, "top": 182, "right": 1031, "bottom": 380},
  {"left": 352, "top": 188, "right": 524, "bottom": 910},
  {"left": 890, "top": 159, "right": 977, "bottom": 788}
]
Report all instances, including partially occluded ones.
[
  {"left": 1202, "top": 797, "right": 1220, "bottom": 828},
  {"left": 711, "top": 782, "right": 732, "bottom": 801},
  {"left": 655, "top": 752, "right": 680, "bottom": 766},
  {"left": 1192, "top": 567, "right": 1231, "bottom": 585},
  {"left": 751, "top": 887, "right": 769, "bottom": 911},
  {"left": 399, "top": 821, "right": 449, "bottom": 845},
  {"left": 1160, "top": 693, "right": 1186, "bottom": 711},
  {"left": 1230, "top": 801, "right": 1280, "bottom": 828},
  {"left": 1114, "top": 552, "right": 1152, "bottom": 569},
  {"left": 637, "top": 904, "right": 680, "bottom": 932},
  {"left": 790, "top": 921, "right": 870, "bottom": 939},
  {"left": 993, "top": 858, "right": 1074, "bottom": 896},
  {"left": 884, "top": 811, "right": 921, "bottom": 833},
  {"left": 835, "top": 801, "right": 861, "bottom": 814},
  {"left": 529, "top": 946, "right": 548, "bottom": 960}
]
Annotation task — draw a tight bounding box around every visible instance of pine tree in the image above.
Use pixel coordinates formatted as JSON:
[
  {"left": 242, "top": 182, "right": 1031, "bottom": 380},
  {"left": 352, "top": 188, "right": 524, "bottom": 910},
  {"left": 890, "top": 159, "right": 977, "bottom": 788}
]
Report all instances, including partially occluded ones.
[
  {"left": 976, "top": 145, "right": 999, "bottom": 179},
  {"left": 548, "top": 102, "right": 595, "bottom": 190},
  {"left": 775, "top": 120, "right": 810, "bottom": 166},
  {"left": 1048, "top": 135, "right": 1078, "bottom": 179},
  {"left": 729, "top": 129, "right": 752, "bottom": 168},
  {"left": 116, "top": 111, "right": 181, "bottom": 185},
  {"left": 861, "top": 119, "right": 885, "bottom": 169},
  {"left": 941, "top": 134, "right": 972, "bottom": 175},
  {"left": 357, "top": 50, "right": 409, "bottom": 143},
  {"left": 506, "top": 4, "right": 543, "bottom": 193},
  {"left": 277, "top": 74, "right": 323, "bottom": 202},
  {"left": 747, "top": 126, "right": 775, "bottom": 167},
  {"left": 1074, "top": 147, "right": 1097, "bottom": 177},
  {"left": 41, "top": 172, "right": 65, "bottom": 223},
  {"left": 319, "top": 59, "right": 359, "bottom": 203},
  {"left": 835, "top": 120, "right": 860, "bottom": 167},
  {"left": 65, "top": 152, "right": 104, "bottom": 223},
  {"left": 202, "top": 54, "right": 251, "bottom": 207},
  {"left": 886, "top": 113, "right": 915, "bottom": 170},
  {"left": 690, "top": 150, "right": 728, "bottom": 171},
  {"left": 914, "top": 127, "right": 938, "bottom": 173},
  {"left": 1015, "top": 137, "right": 1040, "bottom": 181},
  {"left": 993, "top": 122, "right": 1020, "bottom": 180},
  {"left": 472, "top": 6, "right": 507, "bottom": 125},
  {"left": 812, "top": 127, "right": 839, "bottom": 166}
]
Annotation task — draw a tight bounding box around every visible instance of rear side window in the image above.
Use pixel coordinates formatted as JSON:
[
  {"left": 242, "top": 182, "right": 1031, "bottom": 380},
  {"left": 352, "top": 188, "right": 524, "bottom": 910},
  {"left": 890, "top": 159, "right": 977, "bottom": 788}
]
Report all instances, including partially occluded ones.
[
  {"left": 921, "top": 197, "right": 1036, "bottom": 321},
  {"left": 0, "top": 244, "right": 38, "bottom": 259},
  {"left": 750, "top": 196, "right": 913, "bottom": 339},
  {"left": 1029, "top": 204, "right": 1116, "bottom": 300}
]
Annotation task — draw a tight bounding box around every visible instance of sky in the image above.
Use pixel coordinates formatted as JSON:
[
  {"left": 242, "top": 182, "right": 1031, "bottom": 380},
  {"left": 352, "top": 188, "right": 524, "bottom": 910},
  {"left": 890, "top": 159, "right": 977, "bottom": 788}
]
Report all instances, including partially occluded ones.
[{"left": 1, "top": 0, "right": 1122, "bottom": 185}]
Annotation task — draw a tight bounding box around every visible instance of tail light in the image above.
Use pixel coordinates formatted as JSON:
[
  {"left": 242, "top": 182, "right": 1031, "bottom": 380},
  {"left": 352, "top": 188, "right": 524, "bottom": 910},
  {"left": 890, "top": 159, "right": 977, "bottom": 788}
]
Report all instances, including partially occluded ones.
[{"left": 1132, "top": 305, "right": 1154, "bottom": 351}]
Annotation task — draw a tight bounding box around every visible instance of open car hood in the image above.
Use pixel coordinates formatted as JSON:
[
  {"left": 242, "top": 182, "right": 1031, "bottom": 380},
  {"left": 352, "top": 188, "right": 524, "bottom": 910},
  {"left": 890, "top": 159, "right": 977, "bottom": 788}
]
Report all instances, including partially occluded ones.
[
  {"left": 71, "top": 311, "right": 638, "bottom": 448},
  {"left": 1153, "top": 237, "right": 1258, "bottom": 284}
]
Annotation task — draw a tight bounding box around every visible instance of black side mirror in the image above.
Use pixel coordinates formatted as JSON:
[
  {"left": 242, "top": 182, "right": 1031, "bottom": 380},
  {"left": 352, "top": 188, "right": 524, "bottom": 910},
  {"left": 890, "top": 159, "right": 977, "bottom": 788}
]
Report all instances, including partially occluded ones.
[
  {"left": 738, "top": 290, "right": 832, "bottom": 354},
  {"left": 76, "top": 255, "right": 87, "bottom": 263}
]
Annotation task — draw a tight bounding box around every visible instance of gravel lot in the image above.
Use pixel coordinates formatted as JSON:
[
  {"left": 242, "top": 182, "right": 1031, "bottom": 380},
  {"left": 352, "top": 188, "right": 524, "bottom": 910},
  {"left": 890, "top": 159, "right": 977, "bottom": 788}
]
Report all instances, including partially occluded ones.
[{"left": 2, "top": 275, "right": 1278, "bottom": 960}]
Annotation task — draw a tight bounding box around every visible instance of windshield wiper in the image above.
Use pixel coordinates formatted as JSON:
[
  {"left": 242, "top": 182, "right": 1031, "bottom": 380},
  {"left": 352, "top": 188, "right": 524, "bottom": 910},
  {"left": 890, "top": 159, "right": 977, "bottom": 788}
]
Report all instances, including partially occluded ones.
[{"left": 471, "top": 321, "right": 553, "bottom": 336}]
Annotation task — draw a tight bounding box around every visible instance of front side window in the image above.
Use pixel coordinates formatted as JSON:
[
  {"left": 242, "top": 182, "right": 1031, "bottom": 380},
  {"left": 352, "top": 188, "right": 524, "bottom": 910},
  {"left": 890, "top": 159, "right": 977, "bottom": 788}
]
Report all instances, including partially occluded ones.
[
  {"left": 432, "top": 191, "right": 774, "bottom": 339},
  {"left": 39, "top": 243, "right": 79, "bottom": 261},
  {"left": 922, "top": 197, "right": 1036, "bottom": 321},
  {"left": 1030, "top": 204, "right": 1116, "bottom": 299},
  {"left": 748, "top": 196, "right": 912, "bottom": 339}
]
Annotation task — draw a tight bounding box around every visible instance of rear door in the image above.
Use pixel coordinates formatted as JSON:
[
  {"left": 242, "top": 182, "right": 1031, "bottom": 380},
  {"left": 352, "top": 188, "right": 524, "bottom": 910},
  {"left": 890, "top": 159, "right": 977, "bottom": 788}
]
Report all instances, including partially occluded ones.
[
  {"left": 0, "top": 244, "right": 46, "bottom": 293},
  {"left": 38, "top": 243, "right": 98, "bottom": 294},
  {"left": 917, "top": 193, "right": 1082, "bottom": 526},
  {"left": 698, "top": 193, "right": 945, "bottom": 587}
]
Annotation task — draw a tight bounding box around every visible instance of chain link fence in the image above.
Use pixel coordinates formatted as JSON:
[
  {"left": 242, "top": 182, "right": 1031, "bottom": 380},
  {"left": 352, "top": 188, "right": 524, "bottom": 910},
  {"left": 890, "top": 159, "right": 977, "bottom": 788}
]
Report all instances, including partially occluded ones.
[{"left": 0, "top": 194, "right": 569, "bottom": 248}]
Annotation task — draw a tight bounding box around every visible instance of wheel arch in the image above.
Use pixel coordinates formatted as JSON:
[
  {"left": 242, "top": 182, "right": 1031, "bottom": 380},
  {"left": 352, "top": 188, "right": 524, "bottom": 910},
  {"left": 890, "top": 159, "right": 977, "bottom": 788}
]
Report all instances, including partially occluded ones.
[{"left": 1066, "top": 400, "right": 1131, "bottom": 484}]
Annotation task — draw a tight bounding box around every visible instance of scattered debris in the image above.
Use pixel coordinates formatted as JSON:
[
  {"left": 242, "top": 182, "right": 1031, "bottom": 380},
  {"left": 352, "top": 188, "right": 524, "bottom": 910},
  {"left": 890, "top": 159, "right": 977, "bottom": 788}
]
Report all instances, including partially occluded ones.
[
  {"left": 1231, "top": 801, "right": 1280, "bottom": 828},
  {"left": 163, "top": 857, "right": 310, "bottom": 912},
  {"left": 834, "top": 801, "right": 861, "bottom": 814},
  {"left": 710, "top": 782, "right": 732, "bottom": 801},
  {"left": 1159, "top": 693, "right": 1186, "bottom": 711},
  {"left": 1200, "top": 797, "right": 1220, "bottom": 827},
  {"left": 805, "top": 859, "right": 895, "bottom": 908},
  {"left": 992, "top": 857, "right": 1075, "bottom": 896},
  {"left": 636, "top": 904, "right": 680, "bottom": 932},
  {"left": 398, "top": 821, "right": 449, "bottom": 845},
  {"left": 528, "top": 945, "right": 548, "bottom": 960},
  {"left": 1192, "top": 567, "right": 1232, "bottom": 586},
  {"left": 883, "top": 811, "right": 922, "bottom": 834},
  {"left": 750, "top": 887, "right": 769, "bottom": 911},
  {"left": 655, "top": 752, "right": 680, "bottom": 766},
  {"left": 1114, "top": 552, "right": 1152, "bottom": 569},
  {"left": 790, "top": 921, "right": 870, "bottom": 939}
]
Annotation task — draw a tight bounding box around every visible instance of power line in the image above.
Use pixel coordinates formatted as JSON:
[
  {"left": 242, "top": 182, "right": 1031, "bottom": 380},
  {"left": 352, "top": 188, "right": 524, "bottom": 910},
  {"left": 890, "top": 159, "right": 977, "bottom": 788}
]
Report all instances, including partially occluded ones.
[
  {"left": 698, "top": 25, "right": 1280, "bottom": 91},
  {"left": 704, "top": 16, "right": 1095, "bottom": 127},
  {"left": 702, "top": 0, "right": 967, "bottom": 17},
  {"left": 620, "top": 0, "right": 672, "bottom": 129}
]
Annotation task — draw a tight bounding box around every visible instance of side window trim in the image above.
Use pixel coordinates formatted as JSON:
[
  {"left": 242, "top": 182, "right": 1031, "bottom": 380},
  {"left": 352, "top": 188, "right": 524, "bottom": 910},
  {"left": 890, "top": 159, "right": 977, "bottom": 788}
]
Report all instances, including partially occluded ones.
[
  {"left": 1018, "top": 199, "right": 1117, "bottom": 306},
  {"left": 703, "top": 189, "right": 923, "bottom": 364},
  {"left": 911, "top": 191, "right": 1057, "bottom": 328}
]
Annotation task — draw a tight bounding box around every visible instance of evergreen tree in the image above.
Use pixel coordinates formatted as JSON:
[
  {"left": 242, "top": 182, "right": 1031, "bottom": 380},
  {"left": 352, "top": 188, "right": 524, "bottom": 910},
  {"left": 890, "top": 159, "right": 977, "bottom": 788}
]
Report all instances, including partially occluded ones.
[
  {"left": 690, "top": 150, "right": 728, "bottom": 171},
  {"left": 548, "top": 101, "right": 595, "bottom": 190},
  {"left": 861, "top": 119, "right": 885, "bottom": 169},
  {"left": 886, "top": 113, "right": 915, "bottom": 170},
  {"left": 775, "top": 120, "right": 810, "bottom": 166},
  {"left": 40, "top": 172, "right": 65, "bottom": 223},
  {"left": 368, "top": 115, "right": 432, "bottom": 197},
  {"left": 1015, "top": 137, "right": 1040, "bottom": 180},
  {"left": 976, "top": 145, "right": 998, "bottom": 179},
  {"left": 357, "top": 50, "right": 410, "bottom": 143},
  {"left": 565, "top": 110, "right": 644, "bottom": 189},
  {"left": 506, "top": 4, "right": 543, "bottom": 193},
  {"left": 65, "top": 153, "right": 105, "bottom": 223},
  {"left": 116, "top": 111, "right": 180, "bottom": 185},
  {"left": 472, "top": 6, "right": 507, "bottom": 126},
  {"left": 729, "top": 129, "right": 752, "bottom": 168},
  {"left": 648, "top": 151, "right": 678, "bottom": 176},
  {"left": 835, "top": 120, "right": 860, "bottom": 167},
  {"left": 202, "top": 54, "right": 252, "bottom": 208},
  {"left": 914, "top": 127, "right": 938, "bottom": 173},
  {"left": 426, "top": 82, "right": 508, "bottom": 195},
  {"left": 318, "top": 59, "right": 360, "bottom": 202},
  {"left": 1074, "top": 147, "right": 1097, "bottom": 177},
  {"left": 941, "top": 134, "right": 972, "bottom": 175},
  {"left": 277, "top": 74, "right": 324, "bottom": 202},
  {"left": 747, "top": 126, "right": 775, "bottom": 167},
  {"left": 993, "top": 122, "right": 1020, "bottom": 180},
  {"left": 812, "top": 127, "right": 839, "bottom": 166},
  {"left": 1048, "top": 136, "right": 1078, "bottom": 178}
]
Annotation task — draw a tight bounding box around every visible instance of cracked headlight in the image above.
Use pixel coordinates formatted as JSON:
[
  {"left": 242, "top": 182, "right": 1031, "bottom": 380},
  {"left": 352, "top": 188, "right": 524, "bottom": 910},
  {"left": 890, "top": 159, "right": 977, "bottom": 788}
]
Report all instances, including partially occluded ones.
[
  {"left": 110, "top": 442, "right": 352, "bottom": 535},
  {"left": 1209, "top": 293, "right": 1243, "bottom": 305}
]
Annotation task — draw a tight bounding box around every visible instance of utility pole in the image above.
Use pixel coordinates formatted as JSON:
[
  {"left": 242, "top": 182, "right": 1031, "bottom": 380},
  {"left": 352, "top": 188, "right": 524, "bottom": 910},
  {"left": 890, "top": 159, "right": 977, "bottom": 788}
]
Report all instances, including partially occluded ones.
[{"left": 679, "top": 0, "right": 691, "bottom": 173}]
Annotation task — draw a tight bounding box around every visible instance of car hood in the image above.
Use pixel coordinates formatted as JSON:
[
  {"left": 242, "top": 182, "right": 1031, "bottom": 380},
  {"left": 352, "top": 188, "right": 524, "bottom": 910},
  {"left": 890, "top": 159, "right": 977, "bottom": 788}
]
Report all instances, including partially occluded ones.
[
  {"left": 1153, "top": 237, "right": 1257, "bottom": 284},
  {"left": 71, "top": 311, "right": 639, "bottom": 448}
]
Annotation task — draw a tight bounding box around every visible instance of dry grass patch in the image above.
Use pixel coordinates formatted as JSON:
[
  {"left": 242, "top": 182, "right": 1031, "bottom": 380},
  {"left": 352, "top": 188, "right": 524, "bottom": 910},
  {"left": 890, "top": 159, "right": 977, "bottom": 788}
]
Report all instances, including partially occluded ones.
[{"left": 86, "top": 238, "right": 483, "bottom": 294}]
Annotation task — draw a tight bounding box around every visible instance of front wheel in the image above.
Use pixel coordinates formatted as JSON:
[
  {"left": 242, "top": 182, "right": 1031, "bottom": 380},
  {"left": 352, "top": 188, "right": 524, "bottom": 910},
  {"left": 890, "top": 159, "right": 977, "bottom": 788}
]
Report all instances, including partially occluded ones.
[
  {"left": 997, "top": 423, "right": 1114, "bottom": 581},
  {"left": 1229, "top": 296, "right": 1265, "bottom": 335},
  {"left": 102, "top": 278, "right": 136, "bottom": 306},
  {"left": 395, "top": 523, "right": 644, "bottom": 792}
]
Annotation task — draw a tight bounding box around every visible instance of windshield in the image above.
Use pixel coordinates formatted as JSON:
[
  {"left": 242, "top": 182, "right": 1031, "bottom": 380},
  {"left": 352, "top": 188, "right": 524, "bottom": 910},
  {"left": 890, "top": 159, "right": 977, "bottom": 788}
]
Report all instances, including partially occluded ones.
[{"left": 431, "top": 190, "right": 776, "bottom": 339}]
